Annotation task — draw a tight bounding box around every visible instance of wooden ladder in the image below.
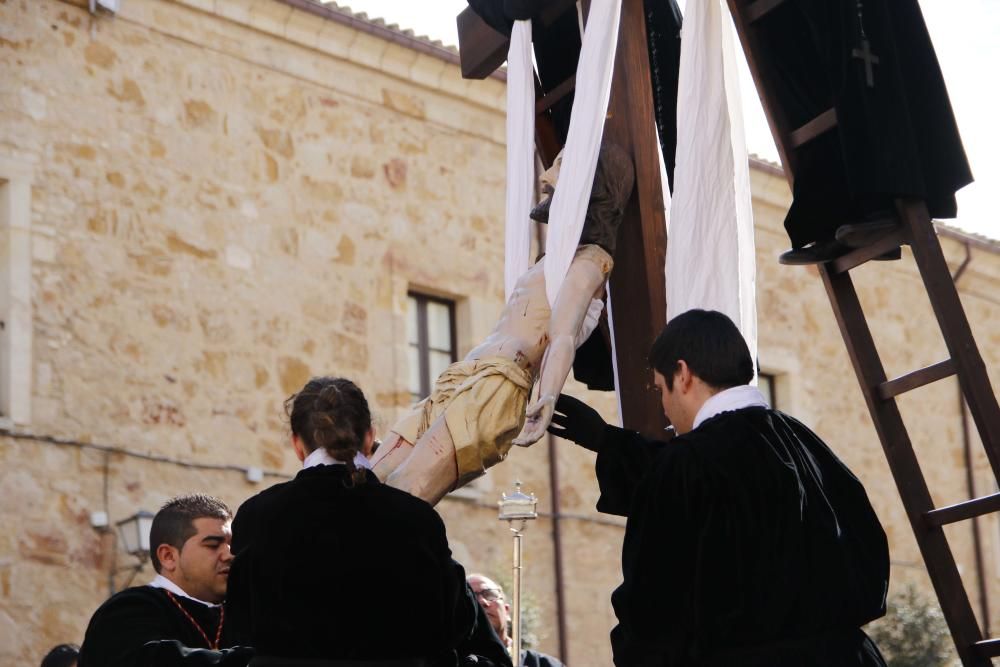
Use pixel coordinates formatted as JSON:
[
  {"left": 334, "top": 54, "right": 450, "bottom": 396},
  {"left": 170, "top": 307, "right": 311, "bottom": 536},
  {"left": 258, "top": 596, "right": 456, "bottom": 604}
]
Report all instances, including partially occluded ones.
[{"left": 725, "top": 1, "right": 1000, "bottom": 664}]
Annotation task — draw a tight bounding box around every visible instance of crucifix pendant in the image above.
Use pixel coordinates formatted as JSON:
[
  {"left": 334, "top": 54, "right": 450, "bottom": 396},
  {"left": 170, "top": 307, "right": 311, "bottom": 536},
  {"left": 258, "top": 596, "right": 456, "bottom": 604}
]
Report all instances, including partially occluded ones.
[{"left": 851, "top": 38, "right": 880, "bottom": 88}]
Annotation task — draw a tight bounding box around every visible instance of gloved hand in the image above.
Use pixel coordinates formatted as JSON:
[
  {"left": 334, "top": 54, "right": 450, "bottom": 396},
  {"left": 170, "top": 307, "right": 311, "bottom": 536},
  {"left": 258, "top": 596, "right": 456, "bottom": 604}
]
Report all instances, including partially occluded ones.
[
  {"left": 547, "top": 394, "right": 608, "bottom": 452},
  {"left": 574, "top": 298, "right": 605, "bottom": 349}
]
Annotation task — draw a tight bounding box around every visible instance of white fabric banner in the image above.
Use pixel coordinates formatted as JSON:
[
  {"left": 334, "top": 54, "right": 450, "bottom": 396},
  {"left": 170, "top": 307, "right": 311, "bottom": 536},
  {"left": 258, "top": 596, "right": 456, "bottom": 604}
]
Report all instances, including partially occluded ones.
[
  {"left": 544, "top": 0, "right": 623, "bottom": 307},
  {"left": 667, "top": 0, "right": 758, "bottom": 372},
  {"left": 503, "top": 20, "right": 536, "bottom": 301}
]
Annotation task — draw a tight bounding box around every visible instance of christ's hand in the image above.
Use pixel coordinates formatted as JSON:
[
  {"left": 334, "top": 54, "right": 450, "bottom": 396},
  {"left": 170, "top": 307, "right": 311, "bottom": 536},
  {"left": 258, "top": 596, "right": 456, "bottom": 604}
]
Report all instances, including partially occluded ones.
[{"left": 513, "top": 394, "right": 557, "bottom": 447}]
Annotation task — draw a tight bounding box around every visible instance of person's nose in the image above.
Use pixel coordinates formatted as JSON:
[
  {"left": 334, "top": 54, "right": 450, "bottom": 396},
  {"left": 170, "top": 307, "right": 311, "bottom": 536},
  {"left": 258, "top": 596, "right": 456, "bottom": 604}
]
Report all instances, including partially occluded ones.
[{"left": 220, "top": 543, "right": 234, "bottom": 564}]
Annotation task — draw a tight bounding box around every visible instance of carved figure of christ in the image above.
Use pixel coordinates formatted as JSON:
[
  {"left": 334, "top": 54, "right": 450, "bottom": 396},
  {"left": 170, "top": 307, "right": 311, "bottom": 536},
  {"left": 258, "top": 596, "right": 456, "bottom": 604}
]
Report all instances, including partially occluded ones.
[
  {"left": 370, "top": 145, "right": 634, "bottom": 505},
  {"left": 371, "top": 246, "right": 610, "bottom": 504}
]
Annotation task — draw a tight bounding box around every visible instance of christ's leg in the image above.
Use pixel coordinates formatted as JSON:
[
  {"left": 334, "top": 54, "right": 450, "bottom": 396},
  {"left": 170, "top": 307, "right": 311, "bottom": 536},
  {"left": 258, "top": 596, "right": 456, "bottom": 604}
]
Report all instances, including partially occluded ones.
[
  {"left": 369, "top": 432, "right": 414, "bottom": 482},
  {"left": 385, "top": 416, "right": 459, "bottom": 506}
]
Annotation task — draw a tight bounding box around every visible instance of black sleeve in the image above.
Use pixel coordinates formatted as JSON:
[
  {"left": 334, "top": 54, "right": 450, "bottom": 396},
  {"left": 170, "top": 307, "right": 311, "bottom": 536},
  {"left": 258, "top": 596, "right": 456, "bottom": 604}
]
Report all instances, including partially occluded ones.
[
  {"left": 80, "top": 594, "right": 253, "bottom": 667},
  {"left": 140, "top": 642, "right": 254, "bottom": 666},
  {"left": 594, "top": 426, "right": 667, "bottom": 516},
  {"left": 458, "top": 585, "right": 514, "bottom": 667}
]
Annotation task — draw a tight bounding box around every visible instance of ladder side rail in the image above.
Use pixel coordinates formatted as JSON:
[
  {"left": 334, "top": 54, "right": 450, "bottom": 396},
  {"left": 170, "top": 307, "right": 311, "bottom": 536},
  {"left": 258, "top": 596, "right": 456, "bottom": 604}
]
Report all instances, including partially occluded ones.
[
  {"left": 819, "top": 265, "right": 988, "bottom": 666},
  {"left": 725, "top": 0, "right": 798, "bottom": 189},
  {"left": 896, "top": 199, "right": 1000, "bottom": 480}
]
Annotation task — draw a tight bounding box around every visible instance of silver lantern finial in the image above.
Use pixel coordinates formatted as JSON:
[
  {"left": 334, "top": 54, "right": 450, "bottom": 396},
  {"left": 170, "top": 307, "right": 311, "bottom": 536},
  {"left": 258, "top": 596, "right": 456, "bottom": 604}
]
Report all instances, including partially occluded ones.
[{"left": 498, "top": 480, "right": 537, "bottom": 662}]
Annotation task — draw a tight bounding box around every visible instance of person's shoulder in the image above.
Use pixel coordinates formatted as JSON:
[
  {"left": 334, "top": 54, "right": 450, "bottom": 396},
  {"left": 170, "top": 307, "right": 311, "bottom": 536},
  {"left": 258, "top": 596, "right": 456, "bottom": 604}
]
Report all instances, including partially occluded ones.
[
  {"left": 369, "top": 480, "right": 440, "bottom": 518},
  {"left": 90, "top": 586, "right": 168, "bottom": 619},
  {"left": 236, "top": 477, "right": 294, "bottom": 516}
]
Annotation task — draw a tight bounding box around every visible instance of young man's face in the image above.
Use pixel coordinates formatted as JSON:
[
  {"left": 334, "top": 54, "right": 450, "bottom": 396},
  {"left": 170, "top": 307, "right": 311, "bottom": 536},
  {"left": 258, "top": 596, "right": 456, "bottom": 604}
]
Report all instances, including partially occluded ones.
[
  {"left": 164, "top": 517, "right": 233, "bottom": 603},
  {"left": 654, "top": 369, "right": 695, "bottom": 435}
]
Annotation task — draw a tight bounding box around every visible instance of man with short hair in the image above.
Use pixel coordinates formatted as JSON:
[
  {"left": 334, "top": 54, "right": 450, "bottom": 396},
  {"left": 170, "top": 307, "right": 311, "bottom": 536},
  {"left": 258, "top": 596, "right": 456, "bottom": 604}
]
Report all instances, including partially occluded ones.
[
  {"left": 466, "top": 574, "right": 564, "bottom": 667},
  {"left": 551, "top": 310, "right": 890, "bottom": 666},
  {"left": 80, "top": 494, "right": 252, "bottom": 666}
]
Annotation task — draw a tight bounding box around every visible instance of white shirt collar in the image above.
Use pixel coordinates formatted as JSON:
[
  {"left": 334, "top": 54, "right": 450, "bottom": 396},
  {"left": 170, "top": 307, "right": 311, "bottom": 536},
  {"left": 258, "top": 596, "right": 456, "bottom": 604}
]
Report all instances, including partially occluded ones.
[
  {"left": 692, "top": 385, "right": 769, "bottom": 431},
  {"left": 148, "top": 574, "right": 220, "bottom": 608},
  {"left": 302, "top": 447, "right": 372, "bottom": 471}
]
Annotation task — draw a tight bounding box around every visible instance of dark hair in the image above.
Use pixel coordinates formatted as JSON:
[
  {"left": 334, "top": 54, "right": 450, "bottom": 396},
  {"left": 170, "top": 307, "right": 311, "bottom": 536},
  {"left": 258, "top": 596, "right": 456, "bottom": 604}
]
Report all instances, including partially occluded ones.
[
  {"left": 648, "top": 309, "right": 754, "bottom": 391},
  {"left": 149, "top": 494, "right": 232, "bottom": 573},
  {"left": 579, "top": 141, "right": 635, "bottom": 256},
  {"left": 40, "top": 644, "right": 79, "bottom": 667},
  {"left": 285, "top": 376, "right": 372, "bottom": 486}
]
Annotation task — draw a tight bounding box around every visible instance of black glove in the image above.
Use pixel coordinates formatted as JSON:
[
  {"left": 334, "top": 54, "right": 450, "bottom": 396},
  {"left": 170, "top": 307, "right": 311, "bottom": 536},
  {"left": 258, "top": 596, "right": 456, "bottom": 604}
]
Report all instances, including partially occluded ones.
[{"left": 547, "top": 394, "right": 607, "bottom": 452}]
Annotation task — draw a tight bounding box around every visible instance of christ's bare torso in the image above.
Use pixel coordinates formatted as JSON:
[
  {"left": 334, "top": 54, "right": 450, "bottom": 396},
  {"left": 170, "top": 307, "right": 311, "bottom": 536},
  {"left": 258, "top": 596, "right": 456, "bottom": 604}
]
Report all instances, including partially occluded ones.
[
  {"left": 464, "top": 260, "right": 551, "bottom": 374},
  {"left": 465, "top": 245, "right": 612, "bottom": 375}
]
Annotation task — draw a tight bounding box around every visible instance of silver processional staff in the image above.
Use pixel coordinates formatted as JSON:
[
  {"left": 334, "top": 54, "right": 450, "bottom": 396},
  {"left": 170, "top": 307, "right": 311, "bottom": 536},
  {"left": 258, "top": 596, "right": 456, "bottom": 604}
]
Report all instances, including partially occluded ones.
[{"left": 498, "top": 480, "right": 538, "bottom": 661}]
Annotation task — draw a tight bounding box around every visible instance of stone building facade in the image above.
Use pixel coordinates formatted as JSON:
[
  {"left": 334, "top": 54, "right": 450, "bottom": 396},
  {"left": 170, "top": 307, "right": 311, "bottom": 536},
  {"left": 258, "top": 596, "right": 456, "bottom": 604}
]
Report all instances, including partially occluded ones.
[{"left": 1, "top": 0, "right": 998, "bottom": 664}]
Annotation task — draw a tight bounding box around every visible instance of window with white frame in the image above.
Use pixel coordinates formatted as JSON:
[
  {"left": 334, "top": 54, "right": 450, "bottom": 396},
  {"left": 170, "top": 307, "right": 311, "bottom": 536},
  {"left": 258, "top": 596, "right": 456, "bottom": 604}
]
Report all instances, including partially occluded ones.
[
  {"left": 0, "top": 158, "right": 33, "bottom": 426},
  {"left": 406, "top": 293, "right": 457, "bottom": 403}
]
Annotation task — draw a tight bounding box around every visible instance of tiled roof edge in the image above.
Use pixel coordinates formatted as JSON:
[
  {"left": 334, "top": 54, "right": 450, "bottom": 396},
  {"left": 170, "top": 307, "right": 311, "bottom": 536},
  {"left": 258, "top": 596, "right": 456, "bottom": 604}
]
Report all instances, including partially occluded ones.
[{"left": 278, "top": 0, "right": 507, "bottom": 81}]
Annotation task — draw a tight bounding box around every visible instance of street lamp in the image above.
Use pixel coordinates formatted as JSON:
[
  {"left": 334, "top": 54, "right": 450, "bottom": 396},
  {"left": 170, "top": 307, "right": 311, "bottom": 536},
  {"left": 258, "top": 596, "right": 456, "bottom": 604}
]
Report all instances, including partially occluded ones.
[
  {"left": 109, "top": 510, "right": 153, "bottom": 594},
  {"left": 116, "top": 510, "right": 154, "bottom": 558},
  {"left": 498, "top": 481, "right": 537, "bottom": 661}
]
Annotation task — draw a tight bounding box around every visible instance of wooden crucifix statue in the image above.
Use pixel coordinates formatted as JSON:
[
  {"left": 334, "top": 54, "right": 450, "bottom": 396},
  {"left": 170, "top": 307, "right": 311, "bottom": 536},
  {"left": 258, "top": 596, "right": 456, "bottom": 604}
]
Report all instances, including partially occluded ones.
[{"left": 456, "top": 0, "right": 683, "bottom": 440}]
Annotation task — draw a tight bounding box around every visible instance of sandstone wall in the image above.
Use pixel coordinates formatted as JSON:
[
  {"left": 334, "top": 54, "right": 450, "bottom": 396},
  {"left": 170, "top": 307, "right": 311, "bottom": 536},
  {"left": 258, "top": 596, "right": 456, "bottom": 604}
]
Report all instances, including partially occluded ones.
[{"left": 0, "top": 0, "right": 998, "bottom": 665}]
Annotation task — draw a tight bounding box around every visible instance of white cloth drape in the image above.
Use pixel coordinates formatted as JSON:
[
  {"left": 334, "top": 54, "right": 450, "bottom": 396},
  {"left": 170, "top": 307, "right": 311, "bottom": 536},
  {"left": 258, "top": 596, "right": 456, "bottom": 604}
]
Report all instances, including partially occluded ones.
[
  {"left": 503, "top": 20, "right": 536, "bottom": 301},
  {"left": 667, "top": 0, "right": 758, "bottom": 371},
  {"left": 543, "top": 0, "right": 623, "bottom": 306}
]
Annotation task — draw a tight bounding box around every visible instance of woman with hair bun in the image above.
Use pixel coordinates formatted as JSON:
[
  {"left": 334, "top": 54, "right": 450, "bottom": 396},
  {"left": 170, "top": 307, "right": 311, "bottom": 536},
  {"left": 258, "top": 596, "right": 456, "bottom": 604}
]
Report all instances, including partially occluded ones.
[{"left": 227, "top": 377, "right": 487, "bottom": 667}]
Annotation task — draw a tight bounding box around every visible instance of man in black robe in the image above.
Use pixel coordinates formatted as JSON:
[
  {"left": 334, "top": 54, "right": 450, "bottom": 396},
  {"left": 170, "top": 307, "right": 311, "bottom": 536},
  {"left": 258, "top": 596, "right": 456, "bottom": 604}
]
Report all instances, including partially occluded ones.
[
  {"left": 762, "top": 0, "right": 972, "bottom": 262},
  {"left": 79, "top": 494, "right": 252, "bottom": 667},
  {"left": 549, "top": 310, "right": 890, "bottom": 666}
]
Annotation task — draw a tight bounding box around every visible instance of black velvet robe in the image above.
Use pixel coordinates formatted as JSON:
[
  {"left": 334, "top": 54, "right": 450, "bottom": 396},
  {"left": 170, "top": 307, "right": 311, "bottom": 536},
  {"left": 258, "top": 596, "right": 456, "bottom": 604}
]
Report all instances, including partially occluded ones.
[
  {"left": 79, "top": 586, "right": 250, "bottom": 667},
  {"left": 596, "top": 407, "right": 890, "bottom": 666},
  {"left": 226, "top": 466, "right": 481, "bottom": 665},
  {"left": 756, "top": 0, "right": 972, "bottom": 248}
]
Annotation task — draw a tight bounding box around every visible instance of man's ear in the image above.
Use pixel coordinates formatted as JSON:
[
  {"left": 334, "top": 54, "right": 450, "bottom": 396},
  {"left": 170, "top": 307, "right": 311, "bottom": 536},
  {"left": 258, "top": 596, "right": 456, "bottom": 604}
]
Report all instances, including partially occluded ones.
[
  {"left": 675, "top": 360, "right": 693, "bottom": 393},
  {"left": 156, "top": 543, "right": 180, "bottom": 573}
]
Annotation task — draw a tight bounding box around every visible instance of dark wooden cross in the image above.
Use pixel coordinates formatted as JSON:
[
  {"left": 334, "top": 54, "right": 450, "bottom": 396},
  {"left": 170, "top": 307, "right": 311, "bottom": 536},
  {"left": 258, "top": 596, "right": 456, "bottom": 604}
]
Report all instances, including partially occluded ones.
[
  {"left": 852, "top": 38, "right": 880, "bottom": 88},
  {"left": 457, "top": 0, "right": 670, "bottom": 439}
]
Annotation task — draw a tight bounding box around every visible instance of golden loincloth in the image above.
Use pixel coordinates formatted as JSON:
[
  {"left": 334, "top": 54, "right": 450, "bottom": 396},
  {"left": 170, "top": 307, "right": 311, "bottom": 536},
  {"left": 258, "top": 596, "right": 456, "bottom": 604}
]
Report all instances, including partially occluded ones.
[{"left": 390, "top": 357, "right": 533, "bottom": 486}]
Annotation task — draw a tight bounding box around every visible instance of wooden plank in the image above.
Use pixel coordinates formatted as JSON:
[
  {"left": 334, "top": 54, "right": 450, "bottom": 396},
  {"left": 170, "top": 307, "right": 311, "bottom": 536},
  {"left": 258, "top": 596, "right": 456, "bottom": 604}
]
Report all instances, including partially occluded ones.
[
  {"left": 877, "top": 359, "right": 956, "bottom": 400},
  {"left": 457, "top": 7, "right": 509, "bottom": 79},
  {"left": 819, "top": 265, "right": 989, "bottom": 666},
  {"left": 602, "top": 0, "right": 671, "bottom": 439},
  {"left": 829, "top": 228, "right": 908, "bottom": 275},
  {"left": 789, "top": 108, "right": 837, "bottom": 148},
  {"left": 925, "top": 493, "right": 1000, "bottom": 528},
  {"left": 536, "top": 75, "right": 576, "bottom": 115},
  {"left": 745, "top": 0, "right": 790, "bottom": 24},
  {"left": 898, "top": 199, "right": 1000, "bottom": 483},
  {"left": 457, "top": 0, "right": 580, "bottom": 80}
]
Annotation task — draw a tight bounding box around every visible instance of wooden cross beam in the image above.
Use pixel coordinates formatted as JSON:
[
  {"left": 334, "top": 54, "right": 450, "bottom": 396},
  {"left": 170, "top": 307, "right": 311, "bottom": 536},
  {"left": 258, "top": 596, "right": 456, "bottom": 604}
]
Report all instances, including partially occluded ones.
[{"left": 457, "top": 1, "right": 669, "bottom": 439}]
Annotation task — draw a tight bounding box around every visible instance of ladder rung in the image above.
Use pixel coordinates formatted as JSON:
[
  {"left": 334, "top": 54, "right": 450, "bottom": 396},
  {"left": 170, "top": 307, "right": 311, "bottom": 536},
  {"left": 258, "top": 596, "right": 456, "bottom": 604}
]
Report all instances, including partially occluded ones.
[
  {"left": 830, "top": 228, "right": 908, "bottom": 274},
  {"left": 925, "top": 493, "right": 1000, "bottom": 528},
  {"left": 877, "top": 360, "right": 956, "bottom": 400},
  {"left": 745, "top": 0, "right": 789, "bottom": 23},
  {"left": 536, "top": 75, "right": 576, "bottom": 115},
  {"left": 974, "top": 638, "right": 1000, "bottom": 658},
  {"left": 790, "top": 108, "right": 837, "bottom": 148}
]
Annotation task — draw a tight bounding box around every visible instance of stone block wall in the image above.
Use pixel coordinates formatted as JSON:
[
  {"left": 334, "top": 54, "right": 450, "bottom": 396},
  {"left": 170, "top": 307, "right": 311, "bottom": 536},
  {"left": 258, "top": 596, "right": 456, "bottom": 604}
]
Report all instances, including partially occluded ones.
[{"left": 0, "top": 0, "right": 998, "bottom": 664}]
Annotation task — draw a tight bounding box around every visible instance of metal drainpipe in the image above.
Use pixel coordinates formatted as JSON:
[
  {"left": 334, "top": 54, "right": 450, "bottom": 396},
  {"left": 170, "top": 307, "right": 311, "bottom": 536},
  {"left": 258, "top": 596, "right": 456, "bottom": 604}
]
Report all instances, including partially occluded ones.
[
  {"left": 547, "top": 432, "right": 570, "bottom": 662},
  {"left": 534, "top": 153, "right": 569, "bottom": 662},
  {"left": 951, "top": 242, "right": 990, "bottom": 633}
]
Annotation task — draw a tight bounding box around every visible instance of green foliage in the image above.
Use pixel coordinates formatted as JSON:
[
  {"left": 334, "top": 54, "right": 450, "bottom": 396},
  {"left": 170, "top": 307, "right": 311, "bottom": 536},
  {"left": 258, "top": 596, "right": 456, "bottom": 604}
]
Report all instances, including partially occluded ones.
[{"left": 867, "top": 584, "right": 956, "bottom": 667}]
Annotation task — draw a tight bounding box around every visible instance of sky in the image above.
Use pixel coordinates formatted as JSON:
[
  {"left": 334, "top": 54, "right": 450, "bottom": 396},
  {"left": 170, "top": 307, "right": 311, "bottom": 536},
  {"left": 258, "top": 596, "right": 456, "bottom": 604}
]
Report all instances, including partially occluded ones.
[{"left": 342, "top": 0, "right": 999, "bottom": 240}]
